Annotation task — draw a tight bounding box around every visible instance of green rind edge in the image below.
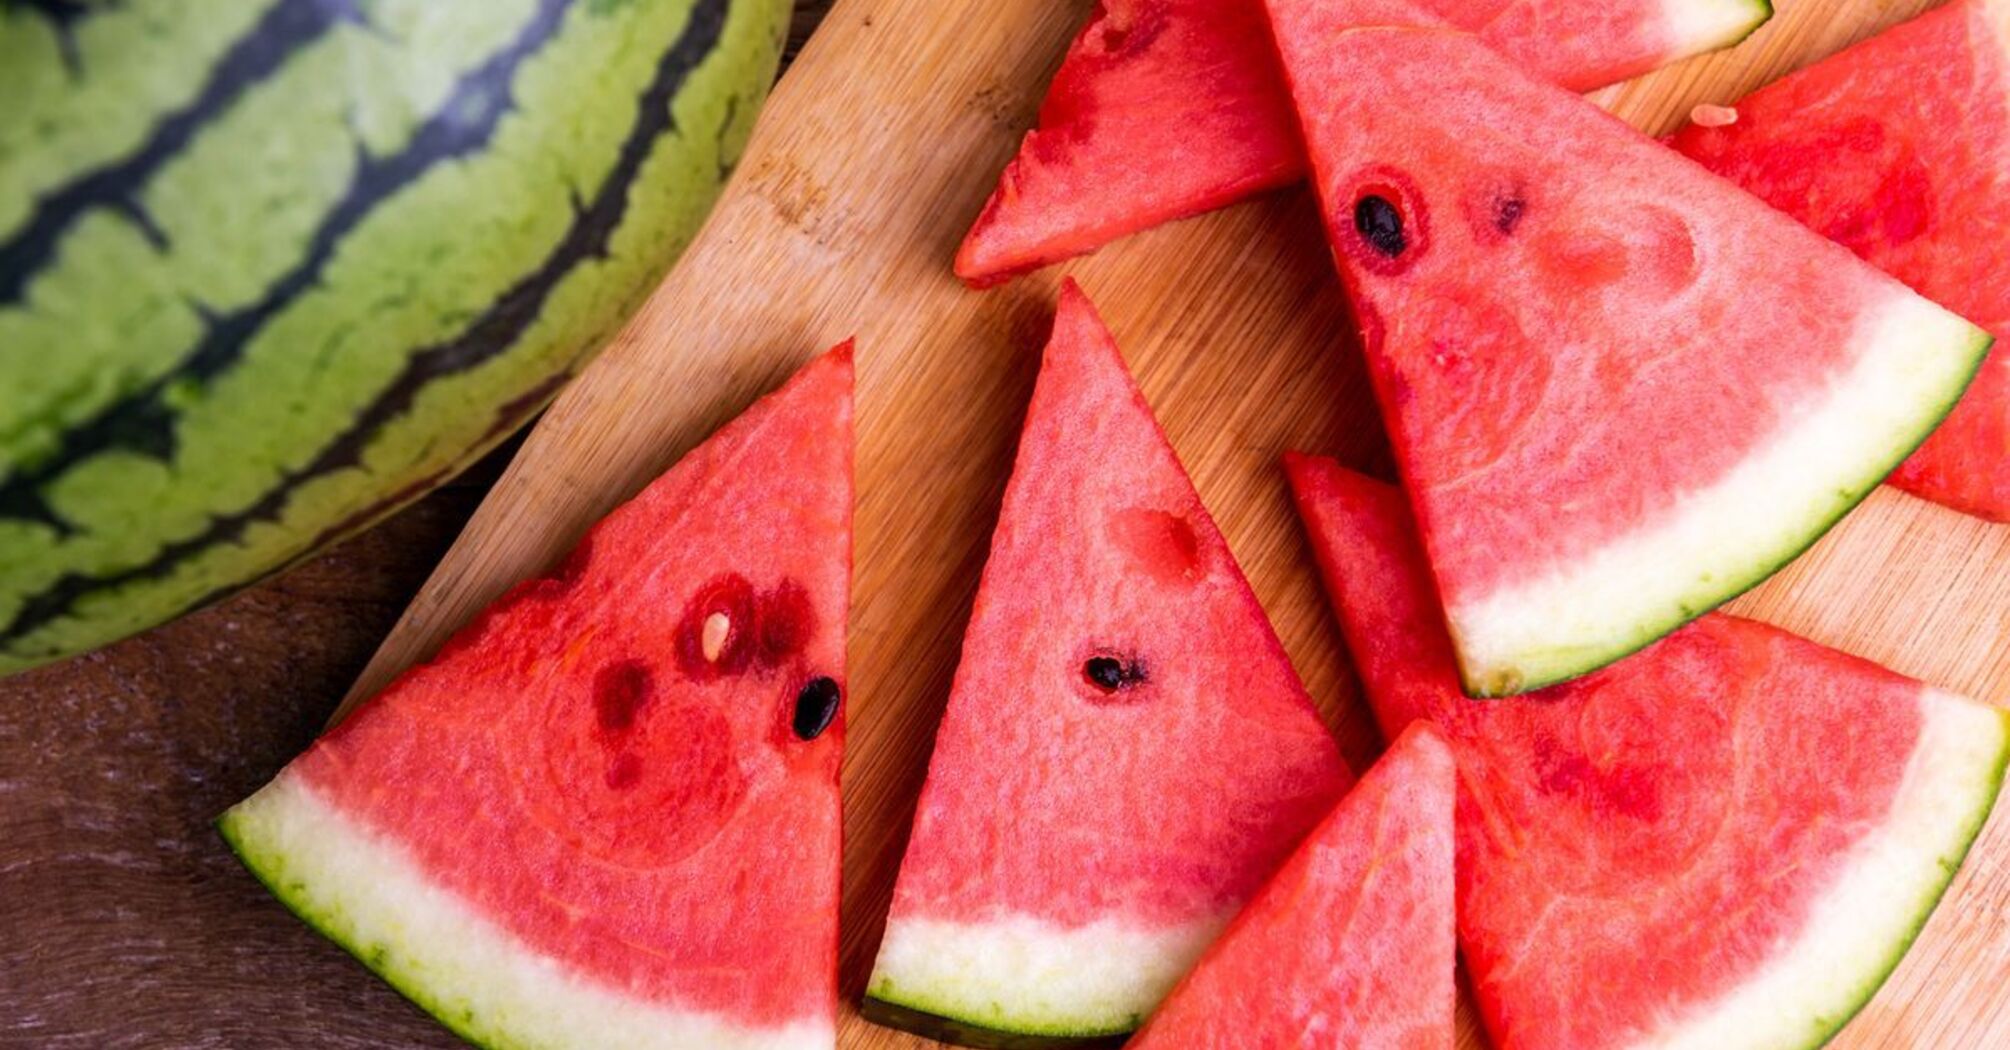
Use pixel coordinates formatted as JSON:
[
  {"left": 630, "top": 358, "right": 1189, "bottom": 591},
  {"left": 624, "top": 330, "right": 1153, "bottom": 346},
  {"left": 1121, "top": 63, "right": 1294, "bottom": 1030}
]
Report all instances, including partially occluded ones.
[
  {"left": 1788, "top": 705, "right": 2010, "bottom": 1049},
  {"left": 857, "top": 994, "right": 1127, "bottom": 1050},
  {"left": 1464, "top": 328, "right": 1995, "bottom": 698},
  {"left": 217, "top": 805, "right": 517, "bottom": 1050},
  {"left": 1719, "top": 0, "right": 1775, "bottom": 51}
]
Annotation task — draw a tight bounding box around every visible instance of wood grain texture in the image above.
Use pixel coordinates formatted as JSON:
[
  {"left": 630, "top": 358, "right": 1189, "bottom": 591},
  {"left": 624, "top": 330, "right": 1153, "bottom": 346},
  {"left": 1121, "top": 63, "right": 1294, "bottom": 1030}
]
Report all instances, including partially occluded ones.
[
  {"left": 327, "top": 1, "right": 2010, "bottom": 1048},
  {"left": 0, "top": 466, "right": 495, "bottom": 1050}
]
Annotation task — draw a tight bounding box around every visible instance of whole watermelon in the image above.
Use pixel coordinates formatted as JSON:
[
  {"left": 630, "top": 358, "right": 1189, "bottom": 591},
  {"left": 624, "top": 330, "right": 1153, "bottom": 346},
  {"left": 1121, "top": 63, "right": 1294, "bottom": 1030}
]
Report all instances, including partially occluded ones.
[{"left": 0, "top": 0, "right": 793, "bottom": 674}]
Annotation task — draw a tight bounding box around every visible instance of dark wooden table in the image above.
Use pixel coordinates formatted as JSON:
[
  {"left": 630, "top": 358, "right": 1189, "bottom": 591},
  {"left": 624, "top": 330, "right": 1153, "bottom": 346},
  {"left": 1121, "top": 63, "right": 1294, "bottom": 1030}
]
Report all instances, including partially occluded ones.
[{"left": 0, "top": 7, "right": 831, "bottom": 1047}]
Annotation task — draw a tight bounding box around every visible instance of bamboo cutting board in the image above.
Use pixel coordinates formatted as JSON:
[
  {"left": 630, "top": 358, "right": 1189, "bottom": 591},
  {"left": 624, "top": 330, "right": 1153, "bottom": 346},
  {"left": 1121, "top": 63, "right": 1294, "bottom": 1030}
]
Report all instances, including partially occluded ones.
[{"left": 339, "top": 1, "right": 2010, "bottom": 1046}]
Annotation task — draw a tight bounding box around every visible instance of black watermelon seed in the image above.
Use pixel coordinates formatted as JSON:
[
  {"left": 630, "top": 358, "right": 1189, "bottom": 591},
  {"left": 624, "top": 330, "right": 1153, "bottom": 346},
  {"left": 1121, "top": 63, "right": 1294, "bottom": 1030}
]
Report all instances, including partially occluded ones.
[
  {"left": 1495, "top": 196, "right": 1526, "bottom": 235},
  {"left": 1355, "top": 195, "right": 1407, "bottom": 258},
  {"left": 1085, "top": 656, "right": 1126, "bottom": 691},
  {"left": 1083, "top": 655, "right": 1147, "bottom": 694},
  {"left": 793, "top": 677, "right": 840, "bottom": 741}
]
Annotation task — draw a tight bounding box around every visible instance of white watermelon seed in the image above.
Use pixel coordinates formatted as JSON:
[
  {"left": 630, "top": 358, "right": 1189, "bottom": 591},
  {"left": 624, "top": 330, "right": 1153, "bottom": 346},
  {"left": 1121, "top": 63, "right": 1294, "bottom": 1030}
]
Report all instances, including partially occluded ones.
[
  {"left": 702, "top": 612, "right": 731, "bottom": 662},
  {"left": 1691, "top": 104, "right": 1738, "bottom": 128}
]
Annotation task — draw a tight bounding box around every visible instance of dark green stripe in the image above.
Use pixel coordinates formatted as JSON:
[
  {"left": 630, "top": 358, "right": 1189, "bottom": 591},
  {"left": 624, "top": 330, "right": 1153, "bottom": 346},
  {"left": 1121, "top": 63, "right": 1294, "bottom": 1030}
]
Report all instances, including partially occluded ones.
[
  {"left": 0, "top": 0, "right": 570, "bottom": 532},
  {"left": 0, "top": 0, "right": 359, "bottom": 303},
  {"left": 0, "top": 0, "right": 733, "bottom": 646},
  {"left": 7, "top": 0, "right": 99, "bottom": 74}
]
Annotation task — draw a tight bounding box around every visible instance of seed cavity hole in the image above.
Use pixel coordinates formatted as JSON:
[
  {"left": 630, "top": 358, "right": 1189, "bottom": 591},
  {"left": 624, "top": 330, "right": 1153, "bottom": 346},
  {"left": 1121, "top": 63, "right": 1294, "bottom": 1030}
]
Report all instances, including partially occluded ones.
[
  {"left": 757, "top": 579, "right": 816, "bottom": 667},
  {"left": 1108, "top": 507, "right": 1203, "bottom": 586},
  {"left": 593, "top": 660, "right": 653, "bottom": 735},
  {"left": 1355, "top": 194, "right": 1407, "bottom": 258},
  {"left": 677, "top": 574, "right": 757, "bottom": 678},
  {"left": 675, "top": 573, "right": 815, "bottom": 680},
  {"left": 793, "top": 677, "right": 840, "bottom": 741},
  {"left": 604, "top": 752, "right": 643, "bottom": 791}
]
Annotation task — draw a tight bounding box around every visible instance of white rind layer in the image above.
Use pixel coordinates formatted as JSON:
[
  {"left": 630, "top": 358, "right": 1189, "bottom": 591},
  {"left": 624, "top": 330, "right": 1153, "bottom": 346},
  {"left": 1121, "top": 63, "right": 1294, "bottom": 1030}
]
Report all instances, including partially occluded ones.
[
  {"left": 1448, "top": 294, "right": 1989, "bottom": 694},
  {"left": 1660, "top": 0, "right": 1774, "bottom": 52},
  {"left": 220, "top": 773, "right": 832, "bottom": 1050},
  {"left": 1639, "top": 689, "right": 2008, "bottom": 1049},
  {"left": 867, "top": 910, "right": 1232, "bottom": 1037}
]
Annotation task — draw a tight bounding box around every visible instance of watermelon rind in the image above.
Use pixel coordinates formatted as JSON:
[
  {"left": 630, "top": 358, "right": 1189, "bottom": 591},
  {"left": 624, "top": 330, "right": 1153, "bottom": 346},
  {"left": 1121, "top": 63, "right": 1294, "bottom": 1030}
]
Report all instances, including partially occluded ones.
[
  {"left": 856, "top": 998, "right": 1124, "bottom": 1050},
  {"left": 1640, "top": 689, "right": 2009, "bottom": 1048},
  {"left": 0, "top": 0, "right": 792, "bottom": 676},
  {"left": 218, "top": 772, "right": 831, "bottom": 1050},
  {"left": 864, "top": 912, "right": 1229, "bottom": 1046},
  {"left": 1453, "top": 305, "right": 1992, "bottom": 697},
  {"left": 1663, "top": 0, "right": 1774, "bottom": 57}
]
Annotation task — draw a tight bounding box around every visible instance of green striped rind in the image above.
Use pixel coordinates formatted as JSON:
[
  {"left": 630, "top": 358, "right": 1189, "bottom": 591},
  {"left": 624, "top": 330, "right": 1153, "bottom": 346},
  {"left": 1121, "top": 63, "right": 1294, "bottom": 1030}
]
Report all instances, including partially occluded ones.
[{"left": 0, "top": 0, "right": 790, "bottom": 674}]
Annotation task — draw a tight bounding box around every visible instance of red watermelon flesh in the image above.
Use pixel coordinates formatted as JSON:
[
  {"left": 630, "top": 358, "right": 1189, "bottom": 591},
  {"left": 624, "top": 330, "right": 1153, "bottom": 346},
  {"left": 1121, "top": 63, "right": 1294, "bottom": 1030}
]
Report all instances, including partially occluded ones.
[
  {"left": 219, "top": 345, "right": 854, "bottom": 1050},
  {"left": 1128, "top": 721, "right": 1456, "bottom": 1050},
  {"left": 864, "top": 281, "right": 1347, "bottom": 1044},
  {"left": 1671, "top": 0, "right": 2010, "bottom": 521},
  {"left": 954, "top": 0, "right": 1770, "bottom": 286},
  {"left": 1286, "top": 454, "right": 2008, "bottom": 1050},
  {"left": 1269, "top": 0, "right": 1992, "bottom": 695}
]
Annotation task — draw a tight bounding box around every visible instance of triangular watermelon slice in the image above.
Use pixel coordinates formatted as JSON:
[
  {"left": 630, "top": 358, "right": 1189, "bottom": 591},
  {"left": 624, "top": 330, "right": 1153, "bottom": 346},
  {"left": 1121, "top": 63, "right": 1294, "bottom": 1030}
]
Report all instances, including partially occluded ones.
[
  {"left": 219, "top": 345, "right": 855, "bottom": 1050},
  {"left": 1287, "top": 453, "right": 2008, "bottom": 1050},
  {"left": 1671, "top": 0, "right": 2010, "bottom": 522},
  {"left": 1268, "top": 0, "right": 1993, "bottom": 695},
  {"left": 1128, "top": 721, "right": 1456, "bottom": 1050},
  {"left": 954, "top": 0, "right": 1771, "bottom": 285},
  {"left": 864, "top": 282, "right": 1347, "bottom": 1044}
]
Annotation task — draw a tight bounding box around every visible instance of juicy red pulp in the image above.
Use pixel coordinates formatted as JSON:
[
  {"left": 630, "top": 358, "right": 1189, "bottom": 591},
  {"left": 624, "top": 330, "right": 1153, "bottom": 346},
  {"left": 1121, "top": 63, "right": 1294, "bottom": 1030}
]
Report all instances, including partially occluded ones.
[{"left": 261, "top": 343, "right": 855, "bottom": 1031}]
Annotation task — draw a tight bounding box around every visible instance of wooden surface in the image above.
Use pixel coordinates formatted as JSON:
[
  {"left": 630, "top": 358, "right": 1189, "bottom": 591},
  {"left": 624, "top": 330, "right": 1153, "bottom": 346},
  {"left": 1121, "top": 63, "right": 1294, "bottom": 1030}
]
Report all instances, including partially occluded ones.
[
  {"left": 333, "top": 0, "right": 2010, "bottom": 1047},
  {"left": 5, "top": 5, "right": 2007, "bottom": 1050},
  {"left": 0, "top": 467, "right": 493, "bottom": 1050}
]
